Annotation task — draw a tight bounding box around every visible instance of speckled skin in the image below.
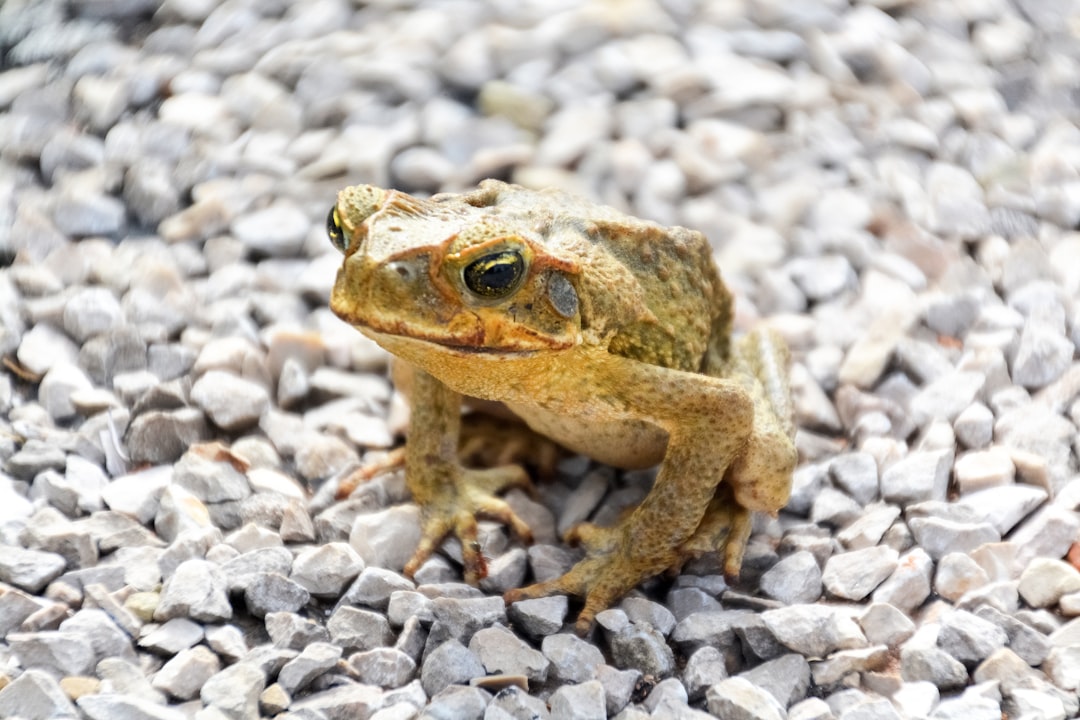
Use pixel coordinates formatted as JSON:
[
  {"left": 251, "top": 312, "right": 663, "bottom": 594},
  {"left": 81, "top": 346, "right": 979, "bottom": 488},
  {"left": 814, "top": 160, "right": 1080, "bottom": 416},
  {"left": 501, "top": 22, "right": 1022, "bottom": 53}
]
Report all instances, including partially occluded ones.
[{"left": 328, "top": 180, "right": 797, "bottom": 633}]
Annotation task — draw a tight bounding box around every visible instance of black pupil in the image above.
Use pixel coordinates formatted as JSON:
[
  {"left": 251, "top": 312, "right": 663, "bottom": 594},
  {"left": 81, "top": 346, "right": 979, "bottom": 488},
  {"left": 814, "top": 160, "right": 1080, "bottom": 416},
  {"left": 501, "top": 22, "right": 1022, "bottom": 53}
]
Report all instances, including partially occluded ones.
[
  {"left": 464, "top": 252, "right": 523, "bottom": 298},
  {"left": 327, "top": 207, "right": 344, "bottom": 248}
]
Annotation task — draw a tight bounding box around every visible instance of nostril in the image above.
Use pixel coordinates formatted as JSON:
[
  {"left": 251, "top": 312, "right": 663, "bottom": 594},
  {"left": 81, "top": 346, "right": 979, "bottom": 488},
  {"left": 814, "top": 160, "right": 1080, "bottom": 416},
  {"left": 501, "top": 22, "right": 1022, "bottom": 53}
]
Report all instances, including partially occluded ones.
[{"left": 395, "top": 266, "right": 410, "bottom": 278}]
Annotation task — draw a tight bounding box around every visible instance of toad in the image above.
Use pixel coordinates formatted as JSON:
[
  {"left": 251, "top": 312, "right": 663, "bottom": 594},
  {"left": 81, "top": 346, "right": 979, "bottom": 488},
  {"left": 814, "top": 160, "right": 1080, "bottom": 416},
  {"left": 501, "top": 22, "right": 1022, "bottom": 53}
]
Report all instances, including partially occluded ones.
[{"left": 327, "top": 180, "right": 796, "bottom": 633}]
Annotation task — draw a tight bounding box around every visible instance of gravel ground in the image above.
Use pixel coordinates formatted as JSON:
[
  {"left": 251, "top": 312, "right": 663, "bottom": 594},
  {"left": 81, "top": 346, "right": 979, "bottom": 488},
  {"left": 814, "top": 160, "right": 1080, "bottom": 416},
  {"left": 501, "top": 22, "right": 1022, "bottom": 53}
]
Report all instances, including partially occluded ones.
[{"left": 1, "top": 0, "right": 1080, "bottom": 718}]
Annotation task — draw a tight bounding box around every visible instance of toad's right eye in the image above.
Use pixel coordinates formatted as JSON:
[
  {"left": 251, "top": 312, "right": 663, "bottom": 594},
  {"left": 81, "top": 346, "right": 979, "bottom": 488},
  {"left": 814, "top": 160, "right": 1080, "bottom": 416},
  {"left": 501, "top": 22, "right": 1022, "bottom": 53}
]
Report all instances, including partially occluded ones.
[{"left": 327, "top": 206, "right": 347, "bottom": 253}]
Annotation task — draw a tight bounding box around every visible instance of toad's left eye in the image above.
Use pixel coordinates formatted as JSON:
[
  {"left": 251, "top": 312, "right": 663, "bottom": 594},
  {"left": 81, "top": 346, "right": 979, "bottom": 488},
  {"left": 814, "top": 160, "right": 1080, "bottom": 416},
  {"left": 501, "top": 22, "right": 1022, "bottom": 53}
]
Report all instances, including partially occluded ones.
[
  {"left": 462, "top": 251, "right": 525, "bottom": 298},
  {"left": 327, "top": 206, "right": 347, "bottom": 253}
]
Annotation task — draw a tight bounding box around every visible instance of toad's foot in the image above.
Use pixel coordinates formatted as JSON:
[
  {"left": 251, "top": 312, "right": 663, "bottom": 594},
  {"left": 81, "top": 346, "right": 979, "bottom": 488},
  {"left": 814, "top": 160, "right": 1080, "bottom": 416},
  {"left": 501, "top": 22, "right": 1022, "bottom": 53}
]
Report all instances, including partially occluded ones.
[
  {"left": 673, "top": 485, "right": 755, "bottom": 580},
  {"left": 405, "top": 463, "right": 535, "bottom": 584},
  {"left": 504, "top": 521, "right": 681, "bottom": 636}
]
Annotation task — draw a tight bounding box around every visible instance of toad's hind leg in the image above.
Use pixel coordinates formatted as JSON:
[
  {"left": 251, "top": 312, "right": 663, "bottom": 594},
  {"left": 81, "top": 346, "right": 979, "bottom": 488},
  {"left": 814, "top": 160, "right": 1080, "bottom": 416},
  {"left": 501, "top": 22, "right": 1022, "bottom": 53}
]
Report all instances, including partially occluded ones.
[{"left": 686, "top": 327, "right": 797, "bottom": 577}]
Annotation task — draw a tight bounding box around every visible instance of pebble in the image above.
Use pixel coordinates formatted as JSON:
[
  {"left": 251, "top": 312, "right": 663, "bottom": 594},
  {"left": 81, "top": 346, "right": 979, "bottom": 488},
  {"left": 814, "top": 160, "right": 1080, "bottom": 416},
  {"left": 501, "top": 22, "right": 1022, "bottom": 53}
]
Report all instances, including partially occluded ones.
[
  {"left": 153, "top": 559, "right": 231, "bottom": 623},
  {"left": 152, "top": 645, "right": 221, "bottom": 700},
  {"left": 822, "top": 546, "right": 899, "bottom": 601},
  {"left": 290, "top": 541, "right": 363, "bottom": 597},
  {"left": 1018, "top": 558, "right": 1080, "bottom": 608},
  {"left": 952, "top": 447, "right": 1015, "bottom": 493},
  {"left": 327, "top": 605, "right": 394, "bottom": 653},
  {"left": 871, "top": 548, "right": 933, "bottom": 615},
  {"left": 469, "top": 624, "right": 550, "bottom": 683},
  {"left": 190, "top": 370, "right": 271, "bottom": 431},
  {"left": 231, "top": 201, "right": 310, "bottom": 257},
  {"left": 420, "top": 639, "right": 485, "bottom": 697},
  {"left": 706, "top": 676, "right": 787, "bottom": 720},
  {"left": 759, "top": 551, "right": 823, "bottom": 604},
  {"left": 278, "top": 641, "right": 342, "bottom": 695},
  {"left": 938, "top": 609, "right": 1009, "bottom": 666},
  {"left": 0, "top": 546, "right": 67, "bottom": 593},
  {"left": 542, "top": 633, "right": 605, "bottom": 684},
  {"left": 935, "top": 552, "right": 990, "bottom": 602},
  {"left": 880, "top": 449, "right": 952, "bottom": 505},
  {"left": 760, "top": 605, "right": 866, "bottom": 658},
  {"left": 349, "top": 647, "right": 417, "bottom": 688},
  {"left": 607, "top": 622, "right": 675, "bottom": 677},
  {"left": 739, "top": 653, "right": 811, "bottom": 709},
  {"left": 858, "top": 602, "right": 915, "bottom": 648},
  {"left": 549, "top": 679, "right": 607, "bottom": 720}
]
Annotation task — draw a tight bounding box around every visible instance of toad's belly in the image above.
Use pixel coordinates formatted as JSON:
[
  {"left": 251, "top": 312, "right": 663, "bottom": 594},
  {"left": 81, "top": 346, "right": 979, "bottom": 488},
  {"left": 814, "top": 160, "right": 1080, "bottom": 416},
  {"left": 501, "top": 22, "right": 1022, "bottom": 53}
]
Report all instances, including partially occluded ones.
[{"left": 505, "top": 401, "right": 668, "bottom": 470}]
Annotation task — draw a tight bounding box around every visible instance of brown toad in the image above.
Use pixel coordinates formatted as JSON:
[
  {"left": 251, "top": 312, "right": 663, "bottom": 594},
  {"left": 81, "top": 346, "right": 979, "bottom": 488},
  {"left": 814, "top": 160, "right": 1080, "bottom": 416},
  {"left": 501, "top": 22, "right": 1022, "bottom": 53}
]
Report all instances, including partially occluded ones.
[{"left": 328, "top": 180, "right": 797, "bottom": 633}]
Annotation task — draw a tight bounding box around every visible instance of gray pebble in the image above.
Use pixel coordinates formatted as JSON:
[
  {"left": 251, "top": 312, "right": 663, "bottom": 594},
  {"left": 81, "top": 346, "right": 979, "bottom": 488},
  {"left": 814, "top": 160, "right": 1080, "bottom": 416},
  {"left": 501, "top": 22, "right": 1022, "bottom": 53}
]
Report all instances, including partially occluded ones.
[
  {"left": 289, "top": 682, "right": 392, "bottom": 720},
  {"left": 974, "top": 604, "right": 1051, "bottom": 667},
  {"left": 836, "top": 503, "right": 901, "bottom": 550},
  {"left": 244, "top": 572, "right": 311, "bottom": 617},
  {"left": 1012, "top": 322, "right": 1073, "bottom": 389},
  {"left": 485, "top": 684, "right": 552, "bottom": 719},
  {"left": 151, "top": 644, "right": 221, "bottom": 701},
  {"left": 607, "top": 622, "right": 675, "bottom": 677},
  {"left": 759, "top": 551, "right": 822, "bottom": 605},
  {"left": 880, "top": 448, "right": 952, "bottom": 505},
  {"left": 8, "top": 630, "right": 96, "bottom": 677},
  {"left": 900, "top": 644, "right": 969, "bottom": 691},
  {"left": 828, "top": 452, "right": 878, "bottom": 505},
  {"left": 683, "top": 645, "right": 727, "bottom": 702},
  {"left": 265, "top": 610, "right": 330, "bottom": 649},
  {"left": 953, "top": 402, "right": 994, "bottom": 449},
  {"left": 822, "top": 546, "right": 899, "bottom": 601},
  {"left": 63, "top": 286, "right": 124, "bottom": 342},
  {"left": 154, "top": 559, "right": 232, "bottom": 623},
  {"left": 427, "top": 595, "right": 507, "bottom": 648},
  {"left": 857, "top": 602, "right": 915, "bottom": 648},
  {"left": 39, "top": 362, "right": 94, "bottom": 422},
  {"left": 871, "top": 547, "right": 933, "bottom": 615},
  {"left": 348, "top": 646, "right": 417, "bottom": 688},
  {"left": 706, "top": 676, "right": 787, "bottom": 720},
  {"left": 934, "top": 552, "right": 990, "bottom": 602},
  {"left": 17, "top": 322, "right": 80, "bottom": 375},
  {"left": 76, "top": 693, "right": 187, "bottom": 720},
  {"left": 0, "top": 546, "right": 67, "bottom": 593},
  {"left": 290, "top": 541, "right": 363, "bottom": 597},
  {"left": 542, "top": 632, "right": 604, "bottom": 684},
  {"left": 52, "top": 188, "right": 126, "bottom": 237},
  {"left": 907, "top": 516, "right": 1000, "bottom": 560},
  {"left": 739, "top": 652, "right": 811, "bottom": 709},
  {"left": 125, "top": 409, "right": 212, "bottom": 465},
  {"left": 348, "top": 504, "right": 422, "bottom": 574},
  {"left": 469, "top": 623, "right": 549, "bottom": 683},
  {"left": 420, "top": 638, "right": 485, "bottom": 697},
  {"left": 342, "top": 566, "right": 415, "bottom": 611},
  {"left": 549, "top": 680, "right": 606, "bottom": 720},
  {"left": 154, "top": 485, "right": 212, "bottom": 543},
  {"left": 938, "top": 609, "right": 1009, "bottom": 666},
  {"left": 278, "top": 641, "right": 342, "bottom": 695},
  {"left": 327, "top": 605, "right": 394, "bottom": 653},
  {"left": 191, "top": 370, "right": 271, "bottom": 432},
  {"left": 0, "top": 669, "right": 78, "bottom": 718},
  {"left": 173, "top": 449, "right": 252, "bottom": 503},
  {"left": 5, "top": 439, "right": 67, "bottom": 481},
  {"left": 507, "top": 594, "right": 567, "bottom": 638},
  {"left": 760, "top": 605, "right": 866, "bottom": 658},
  {"left": 231, "top": 201, "right": 309, "bottom": 257},
  {"left": 200, "top": 661, "right": 265, "bottom": 720},
  {"left": 138, "top": 617, "right": 204, "bottom": 655}
]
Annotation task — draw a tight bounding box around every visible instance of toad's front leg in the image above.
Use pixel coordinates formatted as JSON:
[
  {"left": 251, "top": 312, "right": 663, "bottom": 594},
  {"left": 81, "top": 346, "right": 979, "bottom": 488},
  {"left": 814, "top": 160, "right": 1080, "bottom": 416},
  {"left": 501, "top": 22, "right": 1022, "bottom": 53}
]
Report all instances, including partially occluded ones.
[
  {"left": 401, "top": 367, "right": 534, "bottom": 583},
  {"left": 505, "top": 355, "right": 754, "bottom": 634}
]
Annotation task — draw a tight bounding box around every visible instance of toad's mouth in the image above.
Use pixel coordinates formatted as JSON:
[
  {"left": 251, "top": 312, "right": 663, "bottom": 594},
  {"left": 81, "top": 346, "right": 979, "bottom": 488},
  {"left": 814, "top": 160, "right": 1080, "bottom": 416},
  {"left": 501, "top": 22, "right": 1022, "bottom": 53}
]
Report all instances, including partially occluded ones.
[{"left": 340, "top": 312, "right": 577, "bottom": 358}]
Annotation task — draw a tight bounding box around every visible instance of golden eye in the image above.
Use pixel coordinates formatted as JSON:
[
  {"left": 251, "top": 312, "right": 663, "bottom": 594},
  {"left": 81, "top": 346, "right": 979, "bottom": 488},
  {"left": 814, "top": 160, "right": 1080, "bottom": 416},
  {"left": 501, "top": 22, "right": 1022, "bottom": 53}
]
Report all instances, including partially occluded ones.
[
  {"left": 327, "top": 206, "right": 347, "bottom": 253},
  {"left": 462, "top": 251, "right": 525, "bottom": 298}
]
